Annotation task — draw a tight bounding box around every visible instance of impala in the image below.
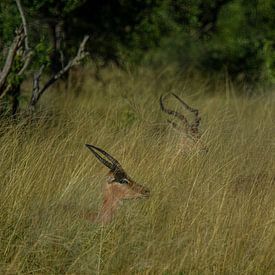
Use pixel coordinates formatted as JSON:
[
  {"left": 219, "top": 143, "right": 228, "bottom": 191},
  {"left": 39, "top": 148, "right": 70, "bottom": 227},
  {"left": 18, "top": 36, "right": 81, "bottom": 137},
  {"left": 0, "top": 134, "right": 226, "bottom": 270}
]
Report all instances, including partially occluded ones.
[
  {"left": 160, "top": 93, "right": 207, "bottom": 153},
  {"left": 82, "top": 144, "right": 150, "bottom": 224}
]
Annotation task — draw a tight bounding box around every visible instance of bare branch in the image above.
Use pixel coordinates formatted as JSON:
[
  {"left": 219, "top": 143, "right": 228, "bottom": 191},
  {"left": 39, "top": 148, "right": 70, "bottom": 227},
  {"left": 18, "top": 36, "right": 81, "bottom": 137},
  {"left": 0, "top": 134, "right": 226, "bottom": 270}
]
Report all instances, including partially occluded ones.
[
  {"left": 33, "top": 65, "right": 45, "bottom": 96},
  {"left": 15, "top": 0, "right": 33, "bottom": 74},
  {"left": 15, "top": 0, "right": 30, "bottom": 51},
  {"left": 0, "top": 27, "right": 25, "bottom": 95},
  {"left": 29, "top": 35, "right": 89, "bottom": 110},
  {"left": 0, "top": 47, "right": 33, "bottom": 100},
  {"left": 0, "top": 1, "right": 33, "bottom": 100},
  {"left": 18, "top": 50, "right": 33, "bottom": 76}
]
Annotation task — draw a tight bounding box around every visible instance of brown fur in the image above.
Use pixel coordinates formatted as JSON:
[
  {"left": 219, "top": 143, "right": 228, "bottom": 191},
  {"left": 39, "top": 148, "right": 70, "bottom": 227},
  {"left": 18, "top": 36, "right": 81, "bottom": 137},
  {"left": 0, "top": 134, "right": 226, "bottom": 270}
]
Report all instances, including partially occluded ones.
[{"left": 79, "top": 171, "right": 149, "bottom": 224}]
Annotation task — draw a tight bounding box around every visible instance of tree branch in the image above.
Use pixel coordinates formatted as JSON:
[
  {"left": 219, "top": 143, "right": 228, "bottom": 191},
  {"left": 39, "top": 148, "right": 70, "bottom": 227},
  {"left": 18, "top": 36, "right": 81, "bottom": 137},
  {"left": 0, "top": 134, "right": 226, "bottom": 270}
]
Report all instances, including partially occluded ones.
[
  {"left": 0, "top": 27, "right": 25, "bottom": 95},
  {"left": 29, "top": 35, "right": 89, "bottom": 111},
  {"left": 0, "top": 0, "right": 33, "bottom": 100},
  {"left": 15, "top": 0, "right": 30, "bottom": 51},
  {"left": 15, "top": 0, "right": 33, "bottom": 75}
]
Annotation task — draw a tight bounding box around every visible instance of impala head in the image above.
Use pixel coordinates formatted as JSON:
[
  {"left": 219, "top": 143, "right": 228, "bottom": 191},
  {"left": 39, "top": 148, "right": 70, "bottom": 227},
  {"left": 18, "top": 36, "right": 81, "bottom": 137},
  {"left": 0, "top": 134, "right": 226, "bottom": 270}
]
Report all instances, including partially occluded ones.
[
  {"left": 160, "top": 93, "right": 208, "bottom": 153},
  {"left": 85, "top": 144, "right": 150, "bottom": 200}
]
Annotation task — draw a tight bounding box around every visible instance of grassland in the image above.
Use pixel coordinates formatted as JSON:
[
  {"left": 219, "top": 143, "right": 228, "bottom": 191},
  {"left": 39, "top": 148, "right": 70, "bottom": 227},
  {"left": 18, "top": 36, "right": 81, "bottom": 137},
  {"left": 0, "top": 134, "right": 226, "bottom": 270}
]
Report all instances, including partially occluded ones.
[{"left": 0, "top": 67, "right": 274, "bottom": 274}]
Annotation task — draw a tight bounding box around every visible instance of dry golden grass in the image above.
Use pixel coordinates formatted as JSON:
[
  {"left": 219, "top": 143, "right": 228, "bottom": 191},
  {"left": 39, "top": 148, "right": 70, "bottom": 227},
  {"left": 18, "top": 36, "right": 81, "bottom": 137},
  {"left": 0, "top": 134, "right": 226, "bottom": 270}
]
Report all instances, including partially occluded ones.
[{"left": 0, "top": 67, "right": 275, "bottom": 274}]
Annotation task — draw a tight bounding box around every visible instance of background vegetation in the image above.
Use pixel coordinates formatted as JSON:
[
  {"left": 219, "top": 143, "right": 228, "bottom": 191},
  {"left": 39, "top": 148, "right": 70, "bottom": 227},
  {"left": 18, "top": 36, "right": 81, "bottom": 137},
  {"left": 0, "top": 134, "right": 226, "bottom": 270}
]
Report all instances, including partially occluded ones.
[
  {"left": 1, "top": 1, "right": 275, "bottom": 76},
  {"left": 1, "top": 0, "right": 275, "bottom": 115}
]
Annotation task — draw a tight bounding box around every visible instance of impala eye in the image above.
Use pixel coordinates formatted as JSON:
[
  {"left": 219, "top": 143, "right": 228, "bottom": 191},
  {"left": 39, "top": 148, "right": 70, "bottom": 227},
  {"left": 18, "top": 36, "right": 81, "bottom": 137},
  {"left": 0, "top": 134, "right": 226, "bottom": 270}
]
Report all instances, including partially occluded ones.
[{"left": 118, "top": 178, "right": 129, "bottom": 184}]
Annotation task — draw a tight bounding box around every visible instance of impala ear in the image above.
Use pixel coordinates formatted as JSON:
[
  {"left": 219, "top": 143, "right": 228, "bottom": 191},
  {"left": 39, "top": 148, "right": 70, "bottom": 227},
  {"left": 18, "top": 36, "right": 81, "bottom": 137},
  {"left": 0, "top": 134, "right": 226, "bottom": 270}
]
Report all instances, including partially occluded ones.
[{"left": 106, "top": 173, "right": 116, "bottom": 183}]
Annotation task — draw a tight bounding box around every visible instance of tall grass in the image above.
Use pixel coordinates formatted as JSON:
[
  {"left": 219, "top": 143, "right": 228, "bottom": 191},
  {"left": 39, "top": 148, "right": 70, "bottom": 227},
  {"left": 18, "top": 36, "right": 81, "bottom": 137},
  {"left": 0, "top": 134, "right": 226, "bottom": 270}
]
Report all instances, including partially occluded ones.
[{"left": 0, "top": 67, "right": 274, "bottom": 274}]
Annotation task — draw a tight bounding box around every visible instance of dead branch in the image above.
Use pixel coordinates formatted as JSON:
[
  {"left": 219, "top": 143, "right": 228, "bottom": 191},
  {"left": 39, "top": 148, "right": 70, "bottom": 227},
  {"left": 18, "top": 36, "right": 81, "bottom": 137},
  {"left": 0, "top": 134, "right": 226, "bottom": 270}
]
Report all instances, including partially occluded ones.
[
  {"left": 15, "top": 0, "right": 30, "bottom": 51},
  {"left": 0, "top": 0, "right": 33, "bottom": 101},
  {"left": 0, "top": 27, "right": 25, "bottom": 95},
  {"left": 29, "top": 35, "right": 89, "bottom": 111},
  {"left": 14, "top": 0, "right": 33, "bottom": 76},
  {"left": 0, "top": 50, "right": 33, "bottom": 100}
]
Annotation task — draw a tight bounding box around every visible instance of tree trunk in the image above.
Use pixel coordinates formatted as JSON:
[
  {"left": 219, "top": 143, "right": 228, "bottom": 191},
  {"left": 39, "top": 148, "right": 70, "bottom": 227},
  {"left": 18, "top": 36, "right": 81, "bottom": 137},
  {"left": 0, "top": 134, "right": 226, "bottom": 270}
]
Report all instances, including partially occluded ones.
[
  {"left": 49, "top": 20, "right": 65, "bottom": 75},
  {"left": 10, "top": 84, "right": 20, "bottom": 116}
]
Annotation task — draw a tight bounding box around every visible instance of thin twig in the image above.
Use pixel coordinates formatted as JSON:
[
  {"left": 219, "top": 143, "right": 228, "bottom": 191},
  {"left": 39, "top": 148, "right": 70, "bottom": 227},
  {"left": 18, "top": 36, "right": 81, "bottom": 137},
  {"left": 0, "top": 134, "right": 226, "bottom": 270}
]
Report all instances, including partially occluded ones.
[{"left": 29, "top": 35, "right": 89, "bottom": 110}]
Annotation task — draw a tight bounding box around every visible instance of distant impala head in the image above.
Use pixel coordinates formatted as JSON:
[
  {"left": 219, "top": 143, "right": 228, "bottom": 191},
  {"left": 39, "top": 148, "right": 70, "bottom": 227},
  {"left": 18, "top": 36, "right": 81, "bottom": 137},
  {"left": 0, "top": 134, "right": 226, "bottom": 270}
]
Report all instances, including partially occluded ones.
[
  {"left": 160, "top": 93, "right": 207, "bottom": 153},
  {"left": 85, "top": 144, "right": 150, "bottom": 200}
]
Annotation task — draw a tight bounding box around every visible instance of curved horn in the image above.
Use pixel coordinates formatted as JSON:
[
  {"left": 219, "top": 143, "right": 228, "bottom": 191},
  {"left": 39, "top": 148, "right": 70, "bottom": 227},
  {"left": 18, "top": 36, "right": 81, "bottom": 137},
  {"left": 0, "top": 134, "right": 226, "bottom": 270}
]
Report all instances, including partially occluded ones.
[
  {"left": 171, "top": 93, "right": 201, "bottom": 132},
  {"left": 85, "top": 144, "right": 122, "bottom": 171},
  {"left": 160, "top": 94, "right": 191, "bottom": 131}
]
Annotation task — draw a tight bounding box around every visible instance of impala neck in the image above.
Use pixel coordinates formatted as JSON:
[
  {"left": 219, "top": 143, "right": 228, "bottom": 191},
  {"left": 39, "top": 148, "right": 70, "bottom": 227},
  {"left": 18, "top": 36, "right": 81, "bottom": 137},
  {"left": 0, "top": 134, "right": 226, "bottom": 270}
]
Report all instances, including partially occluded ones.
[{"left": 97, "top": 189, "right": 122, "bottom": 224}]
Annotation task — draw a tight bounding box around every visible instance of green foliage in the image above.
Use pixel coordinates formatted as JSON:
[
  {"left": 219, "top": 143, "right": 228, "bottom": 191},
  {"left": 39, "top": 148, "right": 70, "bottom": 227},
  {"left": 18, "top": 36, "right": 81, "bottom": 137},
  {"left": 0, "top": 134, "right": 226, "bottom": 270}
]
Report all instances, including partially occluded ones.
[
  {"left": 23, "top": 0, "right": 86, "bottom": 17},
  {"left": 263, "top": 40, "right": 275, "bottom": 83},
  {"left": 144, "top": 0, "right": 275, "bottom": 83},
  {"left": 0, "top": 1, "right": 20, "bottom": 44},
  {"left": 1, "top": 0, "right": 275, "bottom": 86},
  {"left": 201, "top": 0, "right": 275, "bottom": 82},
  {"left": 117, "top": 3, "right": 169, "bottom": 63},
  {"left": 33, "top": 39, "right": 51, "bottom": 68},
  {"left": 7, "top": 55, "right": 25, "bottom": 86}
]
